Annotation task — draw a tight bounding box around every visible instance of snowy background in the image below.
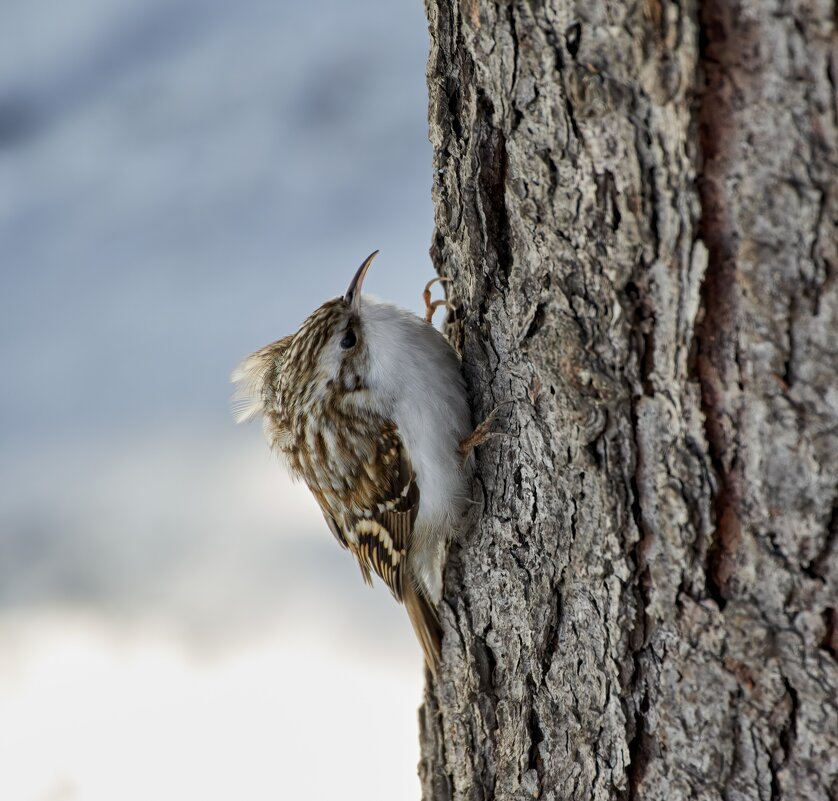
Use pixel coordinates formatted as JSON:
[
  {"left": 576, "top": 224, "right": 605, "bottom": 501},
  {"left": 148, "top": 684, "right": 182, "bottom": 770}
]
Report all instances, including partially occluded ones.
[{"left": 0, "top": 1, "right": 435, "bottom": 798}]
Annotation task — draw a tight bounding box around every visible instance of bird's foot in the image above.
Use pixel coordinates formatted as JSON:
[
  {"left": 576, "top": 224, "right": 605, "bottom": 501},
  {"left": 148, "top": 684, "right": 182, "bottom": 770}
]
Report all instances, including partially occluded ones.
[{"left": 423, "top": 277, "right": 454, "bottom": 324}]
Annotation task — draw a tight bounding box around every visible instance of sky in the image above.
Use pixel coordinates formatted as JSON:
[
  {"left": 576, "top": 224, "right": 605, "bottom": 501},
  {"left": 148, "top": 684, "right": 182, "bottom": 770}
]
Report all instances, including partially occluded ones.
[{"left": 0, "top": 1, "right": 436, "bottom": 798}]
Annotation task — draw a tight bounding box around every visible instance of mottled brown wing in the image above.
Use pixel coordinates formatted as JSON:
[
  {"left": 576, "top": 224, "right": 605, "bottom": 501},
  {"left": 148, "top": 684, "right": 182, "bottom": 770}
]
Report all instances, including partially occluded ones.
[
  {"left": 306, "top": 425, "right": 419, "bottom": 600},
  {"left": 309, "top": 425, "right": 439, "bottom": 669},
  {"left": 348, "top": 436, "right": 419, "bottom": 602}
]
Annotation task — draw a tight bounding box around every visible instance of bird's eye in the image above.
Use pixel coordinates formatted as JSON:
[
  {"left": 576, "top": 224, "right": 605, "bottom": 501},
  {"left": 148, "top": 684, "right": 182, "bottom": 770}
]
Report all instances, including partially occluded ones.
[{"left": 340, "top": 329, "right": 357, "bottom": 350}]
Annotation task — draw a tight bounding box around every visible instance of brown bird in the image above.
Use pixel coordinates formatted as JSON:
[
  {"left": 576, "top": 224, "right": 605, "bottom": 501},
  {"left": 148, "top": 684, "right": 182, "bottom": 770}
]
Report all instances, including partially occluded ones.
[{"left": 232, "top": 252, "right": 473, "bottom": 671}]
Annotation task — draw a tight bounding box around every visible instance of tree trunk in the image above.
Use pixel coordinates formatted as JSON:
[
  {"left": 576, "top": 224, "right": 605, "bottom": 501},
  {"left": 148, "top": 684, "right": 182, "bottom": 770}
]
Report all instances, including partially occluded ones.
[{"left": 419, "top": 0, "right": 837, "bottom": 799}]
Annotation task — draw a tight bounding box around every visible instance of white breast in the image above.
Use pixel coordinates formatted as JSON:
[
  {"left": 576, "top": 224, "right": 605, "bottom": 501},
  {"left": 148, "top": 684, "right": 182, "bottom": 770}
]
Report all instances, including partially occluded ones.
[{"left": 359, "top": 299, "right": 472, "bottom": 601}]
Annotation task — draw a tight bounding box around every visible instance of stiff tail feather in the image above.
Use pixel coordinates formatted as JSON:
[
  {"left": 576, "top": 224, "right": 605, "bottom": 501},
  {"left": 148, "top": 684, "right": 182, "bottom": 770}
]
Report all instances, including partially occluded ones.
[{"left": 403, "top": 581, "right": 442, "bottom": 674}]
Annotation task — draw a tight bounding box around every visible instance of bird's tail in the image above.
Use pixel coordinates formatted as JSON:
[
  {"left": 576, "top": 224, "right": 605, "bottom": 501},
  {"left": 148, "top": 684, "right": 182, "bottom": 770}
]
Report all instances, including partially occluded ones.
[{"left": 404, "top": 580, "right": 442, "bottom": 675}]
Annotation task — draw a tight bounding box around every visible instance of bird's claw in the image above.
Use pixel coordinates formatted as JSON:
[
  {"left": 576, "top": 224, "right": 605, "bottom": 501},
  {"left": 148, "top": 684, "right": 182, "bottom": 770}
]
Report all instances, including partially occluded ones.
[{"left": 423, "top": 277, "right": 454, "bottom": 324}]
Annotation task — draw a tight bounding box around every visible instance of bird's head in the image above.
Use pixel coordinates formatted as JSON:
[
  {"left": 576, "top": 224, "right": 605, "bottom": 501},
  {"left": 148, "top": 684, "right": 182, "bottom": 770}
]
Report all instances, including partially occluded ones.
[{"left": 232, "top": 251, "right": 381, "bottom": 430}]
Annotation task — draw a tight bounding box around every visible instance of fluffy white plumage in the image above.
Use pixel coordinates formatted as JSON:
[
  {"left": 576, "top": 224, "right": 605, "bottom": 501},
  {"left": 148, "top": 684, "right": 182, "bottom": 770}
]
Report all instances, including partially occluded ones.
[{"left": 358, "top": 298, "right": 472, "bottom": 601}]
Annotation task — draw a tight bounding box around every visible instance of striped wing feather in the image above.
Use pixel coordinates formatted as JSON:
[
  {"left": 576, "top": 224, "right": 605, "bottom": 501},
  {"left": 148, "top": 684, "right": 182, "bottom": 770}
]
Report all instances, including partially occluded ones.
[
  {"left": 311, "top": 425, "right": 441, "bottom": 671},
  {"left": 349, "top": 443, "right": 419, "bottom": 602}
]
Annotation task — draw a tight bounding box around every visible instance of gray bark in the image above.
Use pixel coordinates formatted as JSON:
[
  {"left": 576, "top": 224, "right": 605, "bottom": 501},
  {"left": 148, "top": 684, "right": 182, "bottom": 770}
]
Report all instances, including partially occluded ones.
[{"left": 419, "top": 0, "right": 838, "bottom": 799}]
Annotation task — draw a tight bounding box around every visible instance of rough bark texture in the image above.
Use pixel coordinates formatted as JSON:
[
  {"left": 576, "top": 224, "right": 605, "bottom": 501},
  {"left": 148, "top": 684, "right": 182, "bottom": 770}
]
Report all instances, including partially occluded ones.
[{"left": 419, "top": 0, "right": 837, "bottom": 799}]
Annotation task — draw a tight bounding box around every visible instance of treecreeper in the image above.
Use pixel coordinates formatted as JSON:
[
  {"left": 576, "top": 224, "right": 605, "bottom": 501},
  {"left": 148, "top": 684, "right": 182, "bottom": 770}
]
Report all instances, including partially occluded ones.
[{"left": 233, "top": 252, "right": 489, "bottom": 672}]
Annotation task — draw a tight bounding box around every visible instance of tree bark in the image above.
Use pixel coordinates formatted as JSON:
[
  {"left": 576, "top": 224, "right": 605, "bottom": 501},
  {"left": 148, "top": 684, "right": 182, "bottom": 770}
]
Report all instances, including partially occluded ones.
[{"left": 419, "top": 0, "right": 837, "bottom": 799}]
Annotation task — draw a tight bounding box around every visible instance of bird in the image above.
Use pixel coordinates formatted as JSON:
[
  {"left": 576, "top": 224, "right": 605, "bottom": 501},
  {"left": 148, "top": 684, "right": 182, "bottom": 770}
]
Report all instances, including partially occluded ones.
[{"left": 232, "top": 251, "right": 474, "bottom": 672}]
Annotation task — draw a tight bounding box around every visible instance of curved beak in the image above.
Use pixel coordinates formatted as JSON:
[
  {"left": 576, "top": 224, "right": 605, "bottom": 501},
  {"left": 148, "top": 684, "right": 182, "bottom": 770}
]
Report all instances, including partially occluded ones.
[{"left": 344, "top": 250, "right": 379, "bottom": 310}]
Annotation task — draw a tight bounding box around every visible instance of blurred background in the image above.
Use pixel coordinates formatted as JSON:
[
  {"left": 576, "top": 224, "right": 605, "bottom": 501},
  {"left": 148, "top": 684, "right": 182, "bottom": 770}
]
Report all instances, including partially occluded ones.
[{"left": 0, "top": 1, "right": 435, "bottom": 798}]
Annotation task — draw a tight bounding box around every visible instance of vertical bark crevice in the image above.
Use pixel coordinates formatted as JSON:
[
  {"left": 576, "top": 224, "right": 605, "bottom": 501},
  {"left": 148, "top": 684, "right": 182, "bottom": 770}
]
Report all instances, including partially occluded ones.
[{"left": 695, "top": 0, "right": 749, "bottom": 608}]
